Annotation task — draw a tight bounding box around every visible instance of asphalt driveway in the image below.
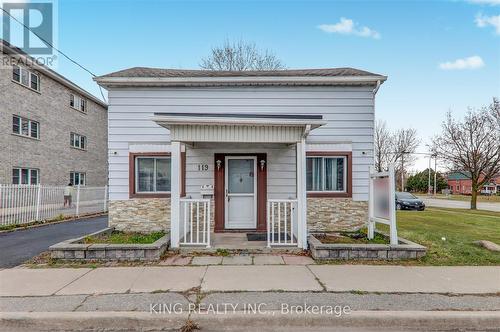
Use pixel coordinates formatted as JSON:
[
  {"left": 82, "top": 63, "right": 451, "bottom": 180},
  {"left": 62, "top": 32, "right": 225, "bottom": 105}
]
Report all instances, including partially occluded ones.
[{"left": 0, "top": 216, "right": 108, "bottom": 268}]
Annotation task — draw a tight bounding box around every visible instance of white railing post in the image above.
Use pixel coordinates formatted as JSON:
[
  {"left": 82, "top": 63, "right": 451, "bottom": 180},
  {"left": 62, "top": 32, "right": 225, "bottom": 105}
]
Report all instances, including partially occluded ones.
[
  {"left": 388, "top": 165, "right": 398, "bottom": 245},
  {"left": 35, "top": 184, "right": 42, "bottom": 221},
  {"left": 266, "top": 201, "right": 270, "bottom": 248},
  {"left": 367, "top": 166, "right": 375, "bottom": 240},
  {"left": 103, "top": 185, "right": 108, "bottom": 212},
  {"left": 206, "top": 200, "right": 211, "bottom": 248},
  {"left": 75, "top": 185, "right": 81, "bottom": 217},
  {"left": 170, "top": 141, "right": 181, "bottom": 248}
]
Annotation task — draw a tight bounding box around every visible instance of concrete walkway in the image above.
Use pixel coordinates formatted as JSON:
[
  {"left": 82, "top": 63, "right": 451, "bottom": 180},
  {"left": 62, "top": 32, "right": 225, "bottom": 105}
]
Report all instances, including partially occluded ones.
[{"left": 1, "top": 263, "right": 499, "bottom": 296}]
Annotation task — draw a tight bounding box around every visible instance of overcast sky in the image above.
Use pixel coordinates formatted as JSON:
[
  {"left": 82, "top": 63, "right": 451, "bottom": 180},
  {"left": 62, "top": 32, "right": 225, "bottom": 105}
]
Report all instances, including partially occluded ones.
[{"left": 3, "top": 0, "right": 499, "bottom": 171}]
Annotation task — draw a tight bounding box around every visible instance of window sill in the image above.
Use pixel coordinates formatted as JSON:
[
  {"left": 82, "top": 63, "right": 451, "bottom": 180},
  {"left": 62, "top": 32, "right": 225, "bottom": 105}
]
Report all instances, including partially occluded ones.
[
  {"left": 70, "top": 146, "right": 87, "bottom": 152},
  {"left": 11, "top": 133, "right": 40, "bottom": 141},
  {"left": 129, "top": 193, "right": 171, "bottom": 199},
  {"left": 307, "top": 192, "right": 351, "bottom": 198},
  {"left": 12, "top": 79, "right": 41, "bottom": 94},
  {"left": 69, "top": 105, "right": 87, "bottom": 114}
]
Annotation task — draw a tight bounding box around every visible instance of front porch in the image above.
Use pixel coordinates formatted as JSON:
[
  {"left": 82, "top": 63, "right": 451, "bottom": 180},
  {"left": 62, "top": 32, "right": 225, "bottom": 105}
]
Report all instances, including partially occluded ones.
[{"left": 152, "top": 113, "right": 326, "bottom": 250}]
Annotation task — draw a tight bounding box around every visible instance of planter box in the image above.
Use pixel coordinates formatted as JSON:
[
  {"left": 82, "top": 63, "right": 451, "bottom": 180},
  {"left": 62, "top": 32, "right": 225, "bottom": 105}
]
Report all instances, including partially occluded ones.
[
  {"left": 49, "top": 228, "right": 170, "bottom": 261},
  {"left": 308, "top": 233, "right": 426, "bottom": 260}
]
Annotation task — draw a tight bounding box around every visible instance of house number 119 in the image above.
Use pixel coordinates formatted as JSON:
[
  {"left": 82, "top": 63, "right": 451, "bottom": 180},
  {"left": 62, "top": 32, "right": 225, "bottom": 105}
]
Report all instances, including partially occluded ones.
[{"left": 197, "top": 164, "right": 209, "bottom": 171}]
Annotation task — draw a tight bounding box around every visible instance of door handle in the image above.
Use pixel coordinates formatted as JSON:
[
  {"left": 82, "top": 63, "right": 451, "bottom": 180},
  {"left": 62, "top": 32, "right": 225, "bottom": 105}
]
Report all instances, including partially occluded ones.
[{"left": 225, "top": 189, "right": 229, "bottom": 201}]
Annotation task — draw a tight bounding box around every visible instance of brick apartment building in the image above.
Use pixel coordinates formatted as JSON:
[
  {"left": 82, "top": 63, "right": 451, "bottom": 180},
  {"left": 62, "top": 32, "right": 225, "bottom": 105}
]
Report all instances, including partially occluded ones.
[{"left": 0, "top": 40, "right": 108, "bottom": 186}]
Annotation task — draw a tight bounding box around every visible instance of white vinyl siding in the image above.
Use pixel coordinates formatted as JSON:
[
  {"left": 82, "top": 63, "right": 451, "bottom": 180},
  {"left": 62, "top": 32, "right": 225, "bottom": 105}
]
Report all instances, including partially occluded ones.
[{"left": 107, "top": 86, "right": 375, "bottom": 201}]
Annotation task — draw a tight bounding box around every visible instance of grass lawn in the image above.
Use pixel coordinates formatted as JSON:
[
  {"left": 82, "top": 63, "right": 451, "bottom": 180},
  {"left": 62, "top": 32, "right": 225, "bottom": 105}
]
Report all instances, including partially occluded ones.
[
  {"left": 83, "top": 231, "right": 165, "bottom": 244},
  {"left": 379, "top": 207, "right": 500, "bottom": 265}
]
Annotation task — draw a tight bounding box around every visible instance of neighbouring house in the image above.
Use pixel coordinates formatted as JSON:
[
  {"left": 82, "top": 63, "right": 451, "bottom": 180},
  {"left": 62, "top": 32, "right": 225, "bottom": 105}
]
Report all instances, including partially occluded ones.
[
  {"left": 447, "top": 172, "right": 500, "bottom": 195},
  {"left": 95, "top": 67, "right": 386, "bottom": 249},
  {"left": 0, "top": 40, "right": 108, "bottom": 186}
]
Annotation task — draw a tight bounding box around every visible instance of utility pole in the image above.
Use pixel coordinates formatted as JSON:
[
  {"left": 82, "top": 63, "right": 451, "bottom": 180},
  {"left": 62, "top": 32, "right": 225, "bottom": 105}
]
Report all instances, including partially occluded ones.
[
  {"left": 401, "top": 154, "right": 404, "bottom": 191},
  {"left": 433, "top": 155, "right": 437, "bottom": 197},
  {"left": 428, "top": 156, "right": 432, "bottom": 195}
]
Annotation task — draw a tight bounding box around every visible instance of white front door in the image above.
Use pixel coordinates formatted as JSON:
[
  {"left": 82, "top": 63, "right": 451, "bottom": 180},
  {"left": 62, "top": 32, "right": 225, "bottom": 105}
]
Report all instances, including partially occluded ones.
[{"left": 225, "top": 156, "right": 257, "bottom": 229}]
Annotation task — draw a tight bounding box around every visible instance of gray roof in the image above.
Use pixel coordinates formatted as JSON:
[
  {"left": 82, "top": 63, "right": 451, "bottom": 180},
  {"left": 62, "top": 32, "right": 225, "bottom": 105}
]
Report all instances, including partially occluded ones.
[{"left": 97, "top": 67, "right": 384, "bottom": 79}]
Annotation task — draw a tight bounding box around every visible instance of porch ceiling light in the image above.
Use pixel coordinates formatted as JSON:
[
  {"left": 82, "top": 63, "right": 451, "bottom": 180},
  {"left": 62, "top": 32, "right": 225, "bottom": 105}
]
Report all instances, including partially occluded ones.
[{"left": 260, "top": 159, "right": 266, "bottom": 171}]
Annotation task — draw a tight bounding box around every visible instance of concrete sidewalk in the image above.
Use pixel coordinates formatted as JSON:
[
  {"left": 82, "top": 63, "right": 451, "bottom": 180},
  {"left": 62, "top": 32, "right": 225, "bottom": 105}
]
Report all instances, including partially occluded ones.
[
  {"left": 1, "top": 265, "right": 499, "bottom": 297},
  {"left": 420, "top": 197, "right": 500, "bottom": 212}
]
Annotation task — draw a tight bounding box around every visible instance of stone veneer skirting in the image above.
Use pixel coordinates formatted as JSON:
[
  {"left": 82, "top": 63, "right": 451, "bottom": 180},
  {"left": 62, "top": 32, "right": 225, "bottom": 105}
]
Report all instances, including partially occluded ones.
[
  {"left": 307, "top": 197, "right": 367, "bottom": 232},
  {"left": 109, "top": 198, "right": 170, "bottom": 234},
  {"left": 109, "top": 197, "right": 365, "bottom": 234}
]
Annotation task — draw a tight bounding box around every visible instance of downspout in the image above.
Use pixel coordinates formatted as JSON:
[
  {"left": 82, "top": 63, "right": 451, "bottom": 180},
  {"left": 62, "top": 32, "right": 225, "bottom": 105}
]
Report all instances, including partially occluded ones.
[
  {"left": 303, "top": 124, "right": 311, "bottom": 139},
  {"left": 372, "top": 80, "right": 381, "bottom": 95}
]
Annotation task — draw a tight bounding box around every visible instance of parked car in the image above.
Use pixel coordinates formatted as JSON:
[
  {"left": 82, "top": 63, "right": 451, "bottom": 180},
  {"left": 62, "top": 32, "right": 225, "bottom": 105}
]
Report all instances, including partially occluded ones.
[{"left": 395, "top": 192, "right": 425, "bottom": 211}]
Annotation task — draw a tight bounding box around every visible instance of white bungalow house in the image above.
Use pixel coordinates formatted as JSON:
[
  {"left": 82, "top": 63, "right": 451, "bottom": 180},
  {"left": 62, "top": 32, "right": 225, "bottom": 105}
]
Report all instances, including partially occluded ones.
[{"left": 95, "top": 68, "right": 386, "bottom": 249}]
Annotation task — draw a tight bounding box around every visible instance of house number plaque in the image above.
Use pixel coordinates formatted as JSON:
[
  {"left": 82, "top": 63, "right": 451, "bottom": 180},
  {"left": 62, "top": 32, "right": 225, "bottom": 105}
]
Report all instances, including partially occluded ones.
[{"left": 197, "top": 164, "right": 209, "bottom": 171}]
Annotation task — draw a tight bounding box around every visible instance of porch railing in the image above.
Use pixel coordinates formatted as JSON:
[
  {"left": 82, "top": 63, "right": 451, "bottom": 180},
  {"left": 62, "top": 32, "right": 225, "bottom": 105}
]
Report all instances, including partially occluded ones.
[
  {"left": 179, "top": 198, "right": 211, "bottom": 247},
  {"left": 267, "top": 199, "right": 298, "bottom": 247}
]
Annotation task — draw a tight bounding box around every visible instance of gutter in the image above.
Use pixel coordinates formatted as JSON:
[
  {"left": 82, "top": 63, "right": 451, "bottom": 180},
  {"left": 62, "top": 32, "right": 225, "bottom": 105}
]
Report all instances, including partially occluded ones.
[
  {"left": 94, "top": 75, "right": 388, "bottom": 88},
  {"left": 372, "top": 79, "right": 382, "bottom": 95}
]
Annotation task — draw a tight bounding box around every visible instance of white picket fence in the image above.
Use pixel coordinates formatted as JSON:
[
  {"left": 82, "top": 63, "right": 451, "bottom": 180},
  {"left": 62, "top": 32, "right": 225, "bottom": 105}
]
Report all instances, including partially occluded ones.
[{"left": 0, "top": 184, "right": 108, "bottom": 226}]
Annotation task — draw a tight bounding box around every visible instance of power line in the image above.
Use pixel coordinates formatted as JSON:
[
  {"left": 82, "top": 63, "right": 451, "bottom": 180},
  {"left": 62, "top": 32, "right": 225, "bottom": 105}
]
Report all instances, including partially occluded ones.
[{"left": 1, "top": 7, "right": 107, "bottom": 103}]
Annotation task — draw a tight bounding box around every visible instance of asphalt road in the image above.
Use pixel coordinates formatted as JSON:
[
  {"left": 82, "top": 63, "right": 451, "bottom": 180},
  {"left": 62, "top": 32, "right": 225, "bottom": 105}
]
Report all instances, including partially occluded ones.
[
  {"left": 419, "top": 197, "right": 500, "bottom": 212},
  {"left": 0, "top": 216, "right": 108, "bottom": 268}
]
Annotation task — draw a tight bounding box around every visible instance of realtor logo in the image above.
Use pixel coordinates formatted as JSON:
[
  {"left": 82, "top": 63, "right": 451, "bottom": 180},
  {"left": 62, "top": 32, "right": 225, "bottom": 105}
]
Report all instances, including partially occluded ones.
[{"left": 1, "top": 1, "right": 54, "bottom": 55}]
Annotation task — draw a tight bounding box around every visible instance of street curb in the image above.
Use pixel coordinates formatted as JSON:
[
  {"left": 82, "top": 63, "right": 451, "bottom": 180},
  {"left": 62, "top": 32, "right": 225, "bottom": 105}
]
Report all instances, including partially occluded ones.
[{"left": 1, "top": 311, "right": 499, "bottom": 331}]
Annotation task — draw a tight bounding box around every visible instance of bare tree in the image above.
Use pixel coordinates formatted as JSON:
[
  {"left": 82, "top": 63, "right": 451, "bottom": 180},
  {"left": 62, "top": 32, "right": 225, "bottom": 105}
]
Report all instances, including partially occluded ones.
[
  {"left": 374, "top": 121, "right": 420, "bottom": 190},
  {"left": 432, "top": 98, "right": 500, "bottom": 209},
  {"left": 200, "top": 40, "right": 285, "bottom": 71},
  {"left": 374, "top": 120, "right": 393, "bottom": 172}
]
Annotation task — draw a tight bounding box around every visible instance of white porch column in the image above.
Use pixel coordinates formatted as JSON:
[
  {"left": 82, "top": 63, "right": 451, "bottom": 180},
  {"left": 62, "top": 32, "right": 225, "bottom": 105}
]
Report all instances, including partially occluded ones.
[
  {"left": 170, "top": 141, "right": 181, "bottom": 248},
  {"left": 296, "top": 139, "right": 307, "bottom": 249}
]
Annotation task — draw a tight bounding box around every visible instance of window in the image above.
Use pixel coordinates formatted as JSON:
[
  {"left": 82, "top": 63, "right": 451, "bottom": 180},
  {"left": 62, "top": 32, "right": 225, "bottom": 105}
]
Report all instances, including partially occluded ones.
[
  {"left": 70, "top": 132, "right": 86, "bottom": 150},
  {"left": 70, "top": 172, "right": 86, "bottom": 186},
  {"left": 306, "top": 155, "right": 347, "bottom": 193},
  {"left": 135, "top": 156, "right": 171, "bottom": 193},
  {"left": 70, "top": 93, "right": 87, "bottom": 112},
  {"left": 12, "top": 168, "right": 39, "bottom": 185},
  {"left": 306, "top": 151, "right": 352, "bottom": 197},
  {"left": 12, "top": 115, "right": 39, "bottom": 139},
  {"left": 12, "top": 65, "right": 40, "bottom": 91}
]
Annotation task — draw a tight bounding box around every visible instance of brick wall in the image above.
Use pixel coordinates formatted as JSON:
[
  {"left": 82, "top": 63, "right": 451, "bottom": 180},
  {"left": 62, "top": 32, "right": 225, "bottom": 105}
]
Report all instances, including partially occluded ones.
[{"left": 0, "top": 55, "right": 108, "bottom": 185}]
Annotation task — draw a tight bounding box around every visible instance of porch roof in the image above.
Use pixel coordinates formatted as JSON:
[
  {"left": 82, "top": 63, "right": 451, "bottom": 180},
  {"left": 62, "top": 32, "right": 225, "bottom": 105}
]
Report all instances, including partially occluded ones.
[{"left": 152, "top": 113, "right": 326, "bottom": 143}]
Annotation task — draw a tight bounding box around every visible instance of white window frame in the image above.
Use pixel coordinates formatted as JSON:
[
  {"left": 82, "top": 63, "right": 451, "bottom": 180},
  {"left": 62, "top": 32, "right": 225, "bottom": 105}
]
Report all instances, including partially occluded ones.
[
  {"left": 12, "top": 65, "right": 40, "bottom": 92},
  {"left": 306, "top": 156, "right": 347, "bottom": 193},
  {"left": 69, "top": 93, "right": 87, "bottom": 113},
  {"left": 70, "top": 132, "right": 87, "bottom": 150},
  {"left": 12, "top": 115, "right": 40, "bottom": 139},
  {"left": 135, "top": 156, "right": 171, "bottom": 193},
  {"left": 70, "top": 171, "right": 86, "bottom": 186},
  {"left": 12, "top": 168, "right": 39, "bottom": 185}
]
